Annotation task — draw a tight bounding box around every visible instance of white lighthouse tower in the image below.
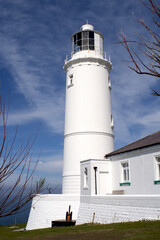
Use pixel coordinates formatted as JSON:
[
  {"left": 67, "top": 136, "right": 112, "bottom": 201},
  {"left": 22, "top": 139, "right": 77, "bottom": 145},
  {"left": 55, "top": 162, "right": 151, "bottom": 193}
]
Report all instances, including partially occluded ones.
[{"left": 63, "top": 24, "right": 114, "bottom": 195}]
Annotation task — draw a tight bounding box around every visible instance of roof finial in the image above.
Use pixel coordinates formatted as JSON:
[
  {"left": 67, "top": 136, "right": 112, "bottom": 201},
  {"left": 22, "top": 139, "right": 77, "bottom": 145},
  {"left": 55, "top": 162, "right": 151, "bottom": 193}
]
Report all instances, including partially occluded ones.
[
  {"left": 86, "top": 19, "right": 88, "bottom": 24},
  {"left": 81, "top": 23, "right": 94, "bottom": 31}
]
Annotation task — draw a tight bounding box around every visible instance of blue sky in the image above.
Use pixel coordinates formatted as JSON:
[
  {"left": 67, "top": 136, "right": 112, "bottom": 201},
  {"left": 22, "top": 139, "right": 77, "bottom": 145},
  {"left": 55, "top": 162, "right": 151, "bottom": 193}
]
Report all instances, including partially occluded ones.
[{"left": 0, "top": 0, "right": 159, "bottom": 191}]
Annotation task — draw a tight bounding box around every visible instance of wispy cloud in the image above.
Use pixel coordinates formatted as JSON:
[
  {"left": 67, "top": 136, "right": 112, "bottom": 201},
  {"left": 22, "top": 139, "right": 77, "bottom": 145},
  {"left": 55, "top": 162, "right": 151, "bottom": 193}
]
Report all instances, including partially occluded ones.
[
  {"left": 37, "top": 155, "right": 63, "bottom": 175},
  {"left": 0, "top": 1, "right": 66, "bottom": 133},
  {"left": 3, "top": 152, "right": 63, "bottom": 189}
]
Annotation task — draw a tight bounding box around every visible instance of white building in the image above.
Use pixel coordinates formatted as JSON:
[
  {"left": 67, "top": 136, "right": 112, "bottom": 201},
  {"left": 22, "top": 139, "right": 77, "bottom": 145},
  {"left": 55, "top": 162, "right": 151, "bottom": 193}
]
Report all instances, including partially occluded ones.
[
  {"left": 106, "top": 131, "right": 160, "bottom": 195},
  {"left": 26, "top": 24, "right": 160, "bottom": 230},
  {"left": 77, "top": 131, "right": 160, "bottom": 225},
  {"left": 81, "top": 131, "right": 160, "bottom": 196}
]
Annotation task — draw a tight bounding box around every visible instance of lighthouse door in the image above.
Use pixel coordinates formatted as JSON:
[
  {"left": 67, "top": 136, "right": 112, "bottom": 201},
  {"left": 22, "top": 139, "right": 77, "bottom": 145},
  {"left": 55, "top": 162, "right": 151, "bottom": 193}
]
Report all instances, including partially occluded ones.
[{"left": 99, "top": 171, "right": 110, "bottom": 195}]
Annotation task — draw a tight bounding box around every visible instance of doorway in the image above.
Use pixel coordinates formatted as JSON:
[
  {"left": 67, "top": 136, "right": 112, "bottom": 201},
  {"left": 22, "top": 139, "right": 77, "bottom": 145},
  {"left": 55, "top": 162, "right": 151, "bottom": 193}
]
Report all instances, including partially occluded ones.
[{"left": 99, "top": 171, "right": 110, "bottom": 195}]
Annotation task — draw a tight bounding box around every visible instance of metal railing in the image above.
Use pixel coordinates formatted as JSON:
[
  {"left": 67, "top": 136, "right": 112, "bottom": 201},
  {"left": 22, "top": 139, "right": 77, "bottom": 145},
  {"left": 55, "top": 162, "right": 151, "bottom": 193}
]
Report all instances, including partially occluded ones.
[{"left": 65, "top": 50, "right": 111, "bottom": 63}]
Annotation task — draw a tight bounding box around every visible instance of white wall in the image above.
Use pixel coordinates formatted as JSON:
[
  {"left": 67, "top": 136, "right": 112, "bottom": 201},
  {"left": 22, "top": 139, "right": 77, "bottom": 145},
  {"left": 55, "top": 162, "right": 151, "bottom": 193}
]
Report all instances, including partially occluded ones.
[
  {"left": 26, "top": 194, "right": 80, "bottom": 230},
  {"left": 76, "top": 195, "right": 160, "bottom": 225},
  {"left": 64, "top": 62, "right": 113, "bottom": 135},
  {"left": 110, "top": 145, "right": 160, "bottom": 194},
  {"left": 80, "top": 160, "right": 91, "bottom": 195},
  {"left": 81, "top": 159, "right": 112, "bottom": 196}
]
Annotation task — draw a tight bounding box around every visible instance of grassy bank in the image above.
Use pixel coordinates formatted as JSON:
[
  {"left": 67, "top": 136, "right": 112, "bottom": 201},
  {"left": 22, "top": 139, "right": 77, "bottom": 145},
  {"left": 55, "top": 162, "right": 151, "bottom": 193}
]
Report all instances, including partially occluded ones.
[{"left": 0, "top": 220, "right": 160, "bottom": 240}]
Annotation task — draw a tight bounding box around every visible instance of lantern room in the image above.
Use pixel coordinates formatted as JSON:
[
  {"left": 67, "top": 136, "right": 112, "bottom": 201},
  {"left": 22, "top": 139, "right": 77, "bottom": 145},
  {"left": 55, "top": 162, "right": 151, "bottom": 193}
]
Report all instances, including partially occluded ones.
[{"left": 71, "top": 24, "right": 104, "bottom": 57}]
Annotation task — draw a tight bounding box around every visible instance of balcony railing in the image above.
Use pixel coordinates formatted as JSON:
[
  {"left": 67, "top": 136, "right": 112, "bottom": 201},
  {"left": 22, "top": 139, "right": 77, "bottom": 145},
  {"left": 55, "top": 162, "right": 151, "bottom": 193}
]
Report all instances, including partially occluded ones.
[{"left": 65, "top": 50, "right": 111, "bottom": 63}]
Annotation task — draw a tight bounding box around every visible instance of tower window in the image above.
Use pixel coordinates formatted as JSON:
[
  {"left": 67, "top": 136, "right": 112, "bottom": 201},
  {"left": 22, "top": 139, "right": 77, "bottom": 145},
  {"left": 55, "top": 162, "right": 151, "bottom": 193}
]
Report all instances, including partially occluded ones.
[
  {"left": 111, "top": 115, "right": 114, "bottom": 129},
  {"left": 108, "top": 76, "right": 111, "bottom": 89},
  {"left": 67, "top": 74, "right": 74, "bottom": 88}
]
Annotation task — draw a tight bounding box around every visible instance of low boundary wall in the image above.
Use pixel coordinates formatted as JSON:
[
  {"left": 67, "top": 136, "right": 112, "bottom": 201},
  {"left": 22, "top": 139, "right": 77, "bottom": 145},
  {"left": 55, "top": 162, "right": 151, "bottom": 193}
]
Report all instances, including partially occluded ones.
[
  {"left": 76, "top": 195, "right": 160, "bottom": 225},
  {"left": 26, "top": 194, "right": 80, "bottom": 230}
]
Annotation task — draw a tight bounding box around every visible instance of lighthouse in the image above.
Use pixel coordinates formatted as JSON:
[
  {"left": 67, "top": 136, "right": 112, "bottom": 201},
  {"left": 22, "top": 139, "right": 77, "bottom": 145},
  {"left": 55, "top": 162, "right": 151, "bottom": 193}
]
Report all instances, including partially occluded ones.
[
  {"left": 27, "top": 24, "right": 160, "bottom": 231},
  {"left": 26, "top": 24, "right": 114, "bottom": 230},
  {"left": 62, "top": 24, "right": 114, "bottom": 195}
]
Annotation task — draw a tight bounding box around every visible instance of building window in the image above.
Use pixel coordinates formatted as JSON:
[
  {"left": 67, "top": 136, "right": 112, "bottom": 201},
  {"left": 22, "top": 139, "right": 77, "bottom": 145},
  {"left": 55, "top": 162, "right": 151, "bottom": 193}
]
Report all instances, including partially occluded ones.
[
  {"left": 120, "top": 162, "right": 131, "bottom": 186},
  {"left": 84, "top": 167, "right": 88, "bottom": 188},
  {"left": 154, "top": 156, "right": 160, "bottom": 184},
  {"left": 122, "top": 162, "right": 129, "bottom": 181},
  {"left": 67, "top": 74, "right": 74, "bottom": 88}
]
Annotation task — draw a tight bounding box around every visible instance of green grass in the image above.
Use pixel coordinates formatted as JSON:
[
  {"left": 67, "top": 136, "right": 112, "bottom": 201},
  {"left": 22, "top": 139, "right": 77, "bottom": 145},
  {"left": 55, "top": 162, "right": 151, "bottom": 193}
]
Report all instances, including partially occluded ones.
[{"left": 1, "top": 221, "right": 160, "bottom": 240}]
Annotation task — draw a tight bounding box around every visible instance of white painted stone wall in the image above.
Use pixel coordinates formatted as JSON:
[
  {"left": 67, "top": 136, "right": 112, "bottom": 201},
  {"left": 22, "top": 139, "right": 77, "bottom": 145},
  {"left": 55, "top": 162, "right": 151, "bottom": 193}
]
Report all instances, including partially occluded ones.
[
  {"left": 111, "top": 145, "right": 160, "bottom": 194},
  {"left": 26, "top": 194, "right": 80, "bottom": 230},
  {"left": 76, "top": 195, "right": 160, "bottom": 225}
]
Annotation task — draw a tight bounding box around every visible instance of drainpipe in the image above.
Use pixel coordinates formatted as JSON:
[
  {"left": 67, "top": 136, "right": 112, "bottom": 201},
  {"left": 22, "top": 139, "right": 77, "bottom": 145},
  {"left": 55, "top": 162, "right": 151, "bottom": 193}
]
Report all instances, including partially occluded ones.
[{"left": 94, "top": 167, "right": 97, "bottom": 195}]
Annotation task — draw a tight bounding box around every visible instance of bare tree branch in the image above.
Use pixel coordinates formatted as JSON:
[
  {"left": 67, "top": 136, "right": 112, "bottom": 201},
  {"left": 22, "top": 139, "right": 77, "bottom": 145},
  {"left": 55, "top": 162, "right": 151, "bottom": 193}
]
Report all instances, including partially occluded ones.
[
  {"left": 0, "top": 98, "right": 45, "bottom": 218},
  {"left": 119, "top": 0, "right": 160, "bottom": 96}
]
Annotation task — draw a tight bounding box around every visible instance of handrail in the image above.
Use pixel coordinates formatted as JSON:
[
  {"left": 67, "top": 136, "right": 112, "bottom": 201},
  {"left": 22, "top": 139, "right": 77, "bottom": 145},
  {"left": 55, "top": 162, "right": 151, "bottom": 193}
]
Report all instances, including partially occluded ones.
[{"left": 65, "top": 50, "right": 111, "bottom": 63}]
